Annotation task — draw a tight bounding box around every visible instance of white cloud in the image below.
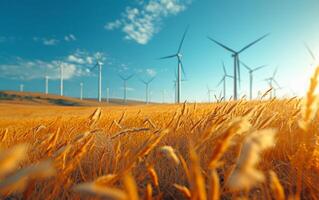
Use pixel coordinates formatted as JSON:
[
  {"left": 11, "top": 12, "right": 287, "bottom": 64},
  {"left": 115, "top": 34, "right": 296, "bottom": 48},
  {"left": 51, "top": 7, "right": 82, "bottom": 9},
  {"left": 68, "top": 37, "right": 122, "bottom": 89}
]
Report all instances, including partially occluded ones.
[
  {"left": 33, "top": 37, "right": 59, "bottom": 46},
  {"left": 0, "top": 50, "right": 107, "bottom": 80},
  {"left": 105, "top": 0, "right": 191, "bottom": 44},
  {"left": 64, "top": 34, "right": 77, "bottom": 42},
  {"left": 146, "top": 68, "right": 157, "bottom": 77}
]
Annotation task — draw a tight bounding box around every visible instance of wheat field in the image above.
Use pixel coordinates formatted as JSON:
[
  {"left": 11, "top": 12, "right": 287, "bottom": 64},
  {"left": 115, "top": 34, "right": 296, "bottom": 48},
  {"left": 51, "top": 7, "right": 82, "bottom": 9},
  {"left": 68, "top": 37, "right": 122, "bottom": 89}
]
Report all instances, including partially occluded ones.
[{"left": 1, "top": 69, "right": 319, "bottom": 200}]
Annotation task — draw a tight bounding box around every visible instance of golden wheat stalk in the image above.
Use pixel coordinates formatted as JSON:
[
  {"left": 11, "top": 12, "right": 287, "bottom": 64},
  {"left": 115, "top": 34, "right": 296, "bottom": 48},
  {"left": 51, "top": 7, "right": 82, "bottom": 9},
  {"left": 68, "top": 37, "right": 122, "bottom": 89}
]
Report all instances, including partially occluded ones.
[
  {"left": 299, "top": 66, "right": 319, "bottom": 130},
  {"left": 145, "top": 183, "right": 153, "bottom": 200},
  {"left": 208, "top": 118, "right": 251, "bottom": 169},
  {"left": 147, "top": 165, "right": 159, "bottom": 188},
  {"left": 123, "top": 172, "right": 139, "bottom": 200},
  {"left": 269, "top": 170, "right": 285, "bottom": 200},
  {"left": 88, "top": 107, "right": 102, "bottom": 127},
  {"left": 173, "top": 184, "right": 191, "bottom": 199},
  {"left": 0, "top": 160, "right": 55, "bottom": 195},
  {"left": 189, "top": 147, "right": 207, "bottom": 200},
  {"left": 0, "top": 144, "right": 28, "bottom": 178},
  {"left": 159, "top": 146, "right": 180, "bottom": 165},
  {"left": 73, "top": 182, "right": 127, "bottom": 200},
  {"left": 209, "top": 169, "right": 220, "bottom": 200},
  {"left": 227, "top": 129, "right": 277, "bottom": 191}
]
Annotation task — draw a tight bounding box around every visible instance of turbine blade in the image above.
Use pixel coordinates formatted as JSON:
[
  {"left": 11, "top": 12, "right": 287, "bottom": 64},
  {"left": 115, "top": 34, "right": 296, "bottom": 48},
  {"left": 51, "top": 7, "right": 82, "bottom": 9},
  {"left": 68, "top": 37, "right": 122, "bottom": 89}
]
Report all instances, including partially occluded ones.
[
  {"left": 178, "top": 26, "right": 189, "bottom": 53},
  {"left": 216, "top": 77, "right": 224, "bottom": 87},
  {"left": 240, "top": 60, "right": 251, "bottom": 71},
  {"left": 159, "top": 54, "right": 177, "bottom": 59},
  {"left": 252, "top": 65, "right": 267, "bottom": 72},
  {"left": 126, "top": 74, "right": 134, "bottom": 80},
  {"left": 148, "top": 76, "right": 156, "bottom": 83},
  {"left": 238, "top": 33, "right": 270, "bottom": 54},
  {"left": 90, "top": 63, "right": 98, "bottom": 71},
  {"left": 180, "top": 61, "right": 186, "bottom": 78},
  {"left": 207, "top": 36, "right": 237, "bottom": 53},
  {"left": 304, "top": 42, "right": 316, "bottom": 60},
  {"left": 272, "top": 67, "right": 278, "bottom": 78},
  {"left": 273, "top": 79, "right": 280, "bottom": 88},
  {"left": 222, "top": 61, "right": 227, "bottom": 74}
]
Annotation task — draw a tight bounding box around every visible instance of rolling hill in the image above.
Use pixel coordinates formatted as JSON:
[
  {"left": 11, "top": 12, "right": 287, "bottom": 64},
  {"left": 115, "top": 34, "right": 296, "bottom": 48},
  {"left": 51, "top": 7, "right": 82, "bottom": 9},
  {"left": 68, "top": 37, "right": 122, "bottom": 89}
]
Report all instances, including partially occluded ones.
[{"left": 0, "top": 91, "right": 149, "bottom": 106}]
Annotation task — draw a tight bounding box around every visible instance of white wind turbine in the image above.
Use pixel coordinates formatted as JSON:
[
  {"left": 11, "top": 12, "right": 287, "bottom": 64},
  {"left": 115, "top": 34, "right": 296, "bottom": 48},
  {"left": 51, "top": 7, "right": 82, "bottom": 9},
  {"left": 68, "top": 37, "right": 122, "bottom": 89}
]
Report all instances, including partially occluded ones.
[
  {"left": 106, "top": 87, "right": 110, "bottom": 103},
  {"left": 208, "top": 33, "right": 269, "bottom": 100},
  {"left": 19, "top": 84, "right": 24, "bottom": 92},
  {"left": 90, "top": 58, "right": 104, "bottom": 102},
  {"left": 45, "top": 75, "right": 49, "bottom": 95},
  {"left": 265, "top": 68, "right": 280, "bottom": 98},
  {"left": 119, "top": 74, "right": 134, "bottom": 104},
  {"left": 240, "top": 61, "right": 266, "bottom": 100},
  {"left": 217, "top": 62, "right": 233, "bottom": 100},
  {"left": 58, "top": 61, "right": 64, "bottom": 96},
  {"left": 140, "top": 77, "right": 155, "bottom": 104},
  {"left": 206, "top": 85, "right": 214, "bottom": 103},
  {"left": 160, "top": 26, "right": 189, "bottom": 104}
]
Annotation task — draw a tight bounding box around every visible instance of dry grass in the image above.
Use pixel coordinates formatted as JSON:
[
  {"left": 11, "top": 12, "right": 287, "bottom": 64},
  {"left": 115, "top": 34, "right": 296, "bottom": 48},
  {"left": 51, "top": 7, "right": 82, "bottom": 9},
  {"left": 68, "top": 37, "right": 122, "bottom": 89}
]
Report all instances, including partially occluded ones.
[{"left": 1, "top": 68, "right": 319, "bottom": 199}]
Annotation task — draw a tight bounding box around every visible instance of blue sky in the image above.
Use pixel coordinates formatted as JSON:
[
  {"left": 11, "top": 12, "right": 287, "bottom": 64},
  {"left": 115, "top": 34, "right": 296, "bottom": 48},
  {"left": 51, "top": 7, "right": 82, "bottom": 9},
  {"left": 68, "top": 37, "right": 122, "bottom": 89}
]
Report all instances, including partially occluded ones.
[{"left": 0, "top": 0, "right": 319, "bottom": 102}]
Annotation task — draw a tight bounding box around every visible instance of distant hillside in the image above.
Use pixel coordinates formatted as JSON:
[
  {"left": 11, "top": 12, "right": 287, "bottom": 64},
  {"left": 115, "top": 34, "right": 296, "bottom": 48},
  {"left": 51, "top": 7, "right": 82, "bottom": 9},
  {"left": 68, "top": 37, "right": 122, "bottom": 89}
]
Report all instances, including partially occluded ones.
[{"left": 0, "top": 91, "right": 148, "bottom": 106}]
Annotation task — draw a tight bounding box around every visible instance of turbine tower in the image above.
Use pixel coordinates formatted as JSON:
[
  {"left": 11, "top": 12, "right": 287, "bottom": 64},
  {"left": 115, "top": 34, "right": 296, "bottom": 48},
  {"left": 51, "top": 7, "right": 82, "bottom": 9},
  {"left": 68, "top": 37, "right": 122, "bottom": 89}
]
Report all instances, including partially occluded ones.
[
  {"left": 140, "top": 77, "right": 155, "bottom": 104},
  {"left": 45, "top": 75, "right": 49, "bottom": 95},
  {"left": 106, "top": 87, "right": 110, "bottom": 103},
  {"left": 208, "top": 33, "right": 269, "bottom": 100},
  {"left": 206, "top": 85, "right": 214, "bottom": 103},
  {"left": 91, "top": 59, "right": 103, "bottom": 102},
  {"left": 59, "top": 62, "right": 64, "bottom": 96},
  {"left": 216, "top": 62, "right": 233, "bottom": 100},
  {"left": 160, "top": 26, "right": 189, "bottom": 104},
  {"left": 241, "top": 61, "right": 266, "bottom": 100},
  {"left": 80, "top": 82, "right": 83, "bottom": 100},
  {"left": 119, "top": 74, "right": 134, "bottom": 104},
  {"left": 265, "top": 68, "right": 280, "bottom": 98},
  {"left": 19, "top": 84, "right": 24, "bottom": 92}
]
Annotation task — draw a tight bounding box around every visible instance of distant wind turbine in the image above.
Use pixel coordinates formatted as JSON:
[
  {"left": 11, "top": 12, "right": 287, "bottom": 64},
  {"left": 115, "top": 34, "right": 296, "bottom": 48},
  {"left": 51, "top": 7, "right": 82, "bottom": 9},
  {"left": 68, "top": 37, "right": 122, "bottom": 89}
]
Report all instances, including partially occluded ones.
[
  {"left": 119, "top": 74, "right": 134, "bottom": 104},
  {"left": 240, "top": 61, "right": 266, "bottom": 100},
  {"left": 106, "top": 87, "right": 110, "bottom": 103},
  {"left": 208, "top": 33, "right": 269, "bottom": 100},
  {"left": 265, "top": 68, "right": 280, "bottom": 98},
  {"left": 140, "top": 77, "right": 155, "bottom": 104},
  {"left": 45, "top": 75, "right": 49, "bottom": 95},
  {"left": 19, "top": 84, "right": 24, "bottom": 92},
  {"left": 160, "top": 26, "right": 189, "bottom": 104},
  {"left": 90, "top": 59, "right": 104, "bottom": 102},
  {"left": 206, "top": 85, "right": 214, "bottom": 103},
  {"left": 59, "top": 62, "right": 64, "bottom": 96},
  {"left": 217, "top": 62, "right": 233, "bottom": 100}
]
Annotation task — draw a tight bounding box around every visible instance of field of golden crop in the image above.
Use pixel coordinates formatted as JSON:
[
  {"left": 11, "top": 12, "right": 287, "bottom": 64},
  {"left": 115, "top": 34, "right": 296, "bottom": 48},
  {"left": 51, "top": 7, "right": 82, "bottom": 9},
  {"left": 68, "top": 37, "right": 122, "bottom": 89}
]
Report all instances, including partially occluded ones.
[{"left": 1, "top": 69, "right": 319, "bottom": 200}]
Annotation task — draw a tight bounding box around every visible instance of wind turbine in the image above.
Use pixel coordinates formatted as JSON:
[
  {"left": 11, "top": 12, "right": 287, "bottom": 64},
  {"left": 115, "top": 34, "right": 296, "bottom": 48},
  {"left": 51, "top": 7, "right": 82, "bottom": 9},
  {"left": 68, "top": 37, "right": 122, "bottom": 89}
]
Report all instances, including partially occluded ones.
[
  {"left": 206, "top": 85, "right": 214, "bottom": 103},
  {"left": 159, "top": 26, "right": 189, "bottom": 104},
  {"left": 216, "top": 62, "right": 233, "bottom": 100},
  {"left": 45, "top": 75, "right": 49, "bottom": 95},
  {"left": 58, "top": 62, "right": 64, "bottom": 96},
  {"left": 265, "top": 68, "right": 280, "bottom": 98},
  {"left": 119, "top": 74, "right": 134, "bottom": 104},
  {"left": 80, "top": 82, "right": 83, "bottom": 100},
  {"left": 106, "top": 87, "right": 110, "bottom": 103},
  {"left": 140, "top": 77, "right": 155, "bottom": 104},
  {"left": 19, "top": 84, "right": 24, "bottom": 92},
  {"left": 90, "top": 59, "right": 104, "bottom": 102},
  {"left": 207, "top": 33, "right": 269, "bottom": 100},
  {"left": 240, "top": 61, "right": 266, "bottom": 100}
]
